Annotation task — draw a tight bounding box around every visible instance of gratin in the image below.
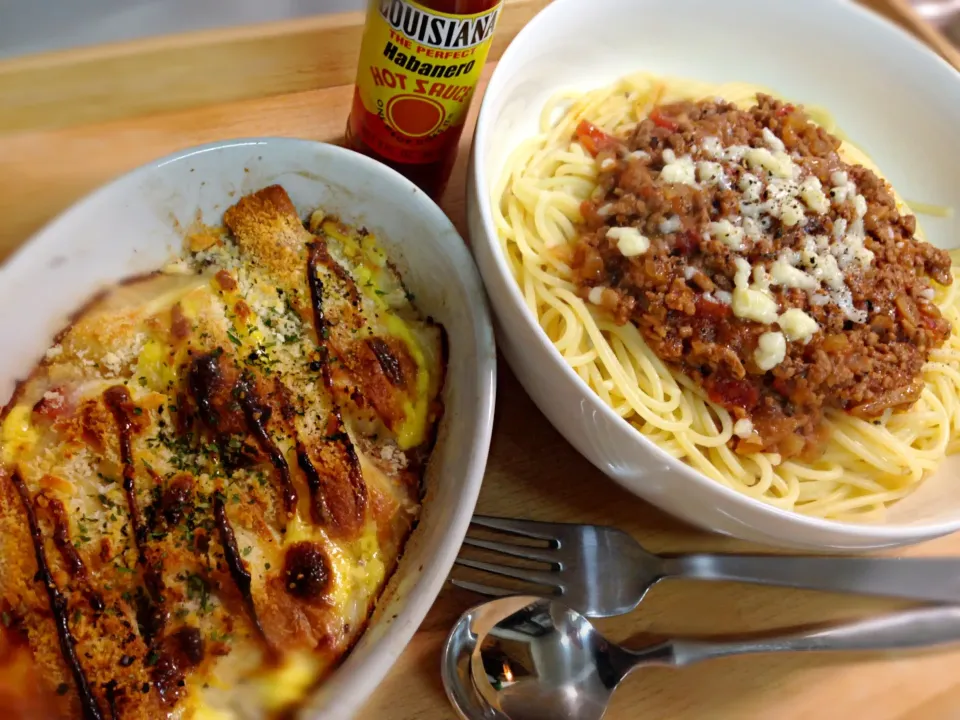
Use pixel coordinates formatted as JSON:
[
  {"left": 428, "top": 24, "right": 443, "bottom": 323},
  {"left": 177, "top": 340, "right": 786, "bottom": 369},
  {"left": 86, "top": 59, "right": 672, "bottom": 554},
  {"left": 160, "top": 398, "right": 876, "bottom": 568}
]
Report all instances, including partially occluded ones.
[{"left": 0, "top": 185, "right": 446, "bottom": 719}]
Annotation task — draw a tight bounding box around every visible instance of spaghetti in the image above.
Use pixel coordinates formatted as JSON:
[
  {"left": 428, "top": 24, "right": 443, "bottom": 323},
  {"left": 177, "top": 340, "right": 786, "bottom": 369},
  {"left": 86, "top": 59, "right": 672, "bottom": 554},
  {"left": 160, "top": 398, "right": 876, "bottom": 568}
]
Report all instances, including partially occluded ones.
[{"left": 493, "top": 72, "right": 960, "bottom": 520}]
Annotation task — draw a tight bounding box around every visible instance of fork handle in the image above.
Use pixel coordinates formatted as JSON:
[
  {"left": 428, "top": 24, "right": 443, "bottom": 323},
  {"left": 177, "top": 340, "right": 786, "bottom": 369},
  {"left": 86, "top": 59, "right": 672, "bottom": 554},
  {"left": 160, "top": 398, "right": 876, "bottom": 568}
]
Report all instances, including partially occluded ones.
[
  {"left": 660, "top": 554, "right": 960, "bottom": 603},
  {"left": 656, "top": 605, "right": 960, "bottom": 668}
]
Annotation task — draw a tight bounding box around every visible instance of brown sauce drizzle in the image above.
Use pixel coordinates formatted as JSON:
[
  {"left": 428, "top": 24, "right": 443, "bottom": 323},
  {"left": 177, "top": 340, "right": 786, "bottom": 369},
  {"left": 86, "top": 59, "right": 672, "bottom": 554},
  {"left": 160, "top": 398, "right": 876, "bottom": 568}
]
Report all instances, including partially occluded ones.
[
  {"left": 103, "top": 385, "right": 167, "bottom": 640},
  {"left": 11, "top": 471, "right": 105, "bottom": 720},
  {"left": 104, "top": 679, "right": 119, "bottom": 719},
  {"left": 306, "top": 243, "right": 368, "bottom": 525},
  {"left": 160, "top": 475, "right": 194, "bottom": 527},
  {"left": 295, "top": 441, "right": 328, "bottom": 526},
  {"left": 212, "top": 495, "right": 269, "bottom": 645},
  {"left": 152, "top": 626, "right": 204, "bottom": 704},
  {"left": 306, "top": 242, "right": 333, "bottom": 369},
  {"left": 186, "top": 355, "right": 221, "bottom": 429},
  {"left": 187, "top": 354, "right": 297, "bottom": 516},
  {"left": 329, "top": 408, "right": 367, "bottom": 520},
  {"left": 235, "top": 376, "right": 297, "bottom": 516},
  {"left": 367, "top": 338, "right": 405, "bottom": 387},
  {"left": 43, "top": 493, "right": 105, "bottom": 612},
  {"left": 174, "top": 391, "right": 191, "bottom": 437}
]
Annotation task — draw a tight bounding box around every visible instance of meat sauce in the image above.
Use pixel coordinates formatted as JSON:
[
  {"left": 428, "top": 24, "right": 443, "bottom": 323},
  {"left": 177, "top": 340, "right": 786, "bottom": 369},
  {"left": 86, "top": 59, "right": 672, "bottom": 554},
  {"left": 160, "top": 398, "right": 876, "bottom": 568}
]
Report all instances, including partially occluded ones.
[{"left": 571, "top": 96, "right": 953, "bottom": 459}]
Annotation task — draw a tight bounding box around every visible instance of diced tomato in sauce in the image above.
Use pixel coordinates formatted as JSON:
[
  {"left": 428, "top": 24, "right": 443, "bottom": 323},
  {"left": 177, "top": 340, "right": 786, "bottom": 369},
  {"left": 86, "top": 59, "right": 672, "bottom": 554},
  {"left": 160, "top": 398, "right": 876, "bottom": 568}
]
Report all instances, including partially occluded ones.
[
  {"left": 649, "top": 107, "right": 679, "bottom": 132},
  {"left": 704, "top": 374, "right": 760, "bottom": 410},
  {"left": 918, "top": 305, "right": 949, "bottom": 337},
  {"left": 772, "top": 378, "right": 794, "bottom": 398},
  {"left": 775, "top": 104, "right": 795, "bottom": 117},
  {"left": 695, "top": 296, "right": 731, "bottom": 320},
  {"left": 575, "top": 120, "right": 620, "bottom": 156},
  {"left": 673, "top": 230, "right": 699, "bottom": 256},
  {"left": 32, "top": 386, "right": 72, "bottom": 420},
  {"left": 579, "top": 199, "right": 607, "bottom": 226}
]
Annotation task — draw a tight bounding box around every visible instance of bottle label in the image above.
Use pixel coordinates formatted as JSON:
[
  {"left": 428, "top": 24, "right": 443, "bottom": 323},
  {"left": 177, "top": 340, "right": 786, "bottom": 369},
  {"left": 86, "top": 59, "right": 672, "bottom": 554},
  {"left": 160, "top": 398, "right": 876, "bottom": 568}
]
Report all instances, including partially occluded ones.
[{"left": 351, "top": 0, "right": 502, "bottom": 165}]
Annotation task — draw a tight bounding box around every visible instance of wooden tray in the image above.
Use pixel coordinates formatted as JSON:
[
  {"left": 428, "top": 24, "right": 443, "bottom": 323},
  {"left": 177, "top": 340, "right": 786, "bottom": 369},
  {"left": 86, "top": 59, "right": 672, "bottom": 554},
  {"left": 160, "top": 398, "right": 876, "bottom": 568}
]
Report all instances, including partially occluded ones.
[{"left": 1, "top": 1, "right": 959, "bottom": 718}]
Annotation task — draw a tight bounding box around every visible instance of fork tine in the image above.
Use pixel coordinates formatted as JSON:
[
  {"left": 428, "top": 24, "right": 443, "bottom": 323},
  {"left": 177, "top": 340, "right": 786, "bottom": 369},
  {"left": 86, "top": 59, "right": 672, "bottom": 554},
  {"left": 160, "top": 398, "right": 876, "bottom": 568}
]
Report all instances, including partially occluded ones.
[
  {"left": 449, "top": 578, "right": 518, "bottom": 598},
  {"left": 470, "top": 515, "right": 562, "bottom": 542},
  {"left": 454, "top": 557, "right": 561, "bottom": 590},
  {"left": 461, "top": 536, "right": 559, "bottom": 566}
]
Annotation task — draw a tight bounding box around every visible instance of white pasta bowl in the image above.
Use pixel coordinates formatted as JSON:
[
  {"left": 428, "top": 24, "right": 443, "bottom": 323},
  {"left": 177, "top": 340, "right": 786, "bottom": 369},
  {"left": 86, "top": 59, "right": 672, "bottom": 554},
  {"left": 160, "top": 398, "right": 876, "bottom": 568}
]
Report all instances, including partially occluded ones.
[
  {"left": 468, "top": 0, "right": 960, "bottom": 550},
  {"left": 0, "top": 138, "right": 496, "bottom": 718}
]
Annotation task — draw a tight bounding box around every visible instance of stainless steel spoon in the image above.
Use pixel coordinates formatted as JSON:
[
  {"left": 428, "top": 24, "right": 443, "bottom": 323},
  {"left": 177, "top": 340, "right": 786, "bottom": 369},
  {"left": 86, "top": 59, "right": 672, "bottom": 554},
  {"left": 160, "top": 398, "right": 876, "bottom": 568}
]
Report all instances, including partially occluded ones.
[{"left": 442, "top": 595, "right": 960, "bottom": 720}]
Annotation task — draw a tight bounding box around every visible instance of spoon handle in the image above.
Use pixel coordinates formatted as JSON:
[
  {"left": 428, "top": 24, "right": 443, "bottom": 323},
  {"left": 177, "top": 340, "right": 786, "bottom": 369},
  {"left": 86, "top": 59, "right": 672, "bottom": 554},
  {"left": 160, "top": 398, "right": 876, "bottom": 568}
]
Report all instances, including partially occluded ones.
[
  {"left": 660, "top": 606, "right": 960, "bottom": 667},
  {"left": 661, "top": 554, "right": 960, "bottom": 603}
]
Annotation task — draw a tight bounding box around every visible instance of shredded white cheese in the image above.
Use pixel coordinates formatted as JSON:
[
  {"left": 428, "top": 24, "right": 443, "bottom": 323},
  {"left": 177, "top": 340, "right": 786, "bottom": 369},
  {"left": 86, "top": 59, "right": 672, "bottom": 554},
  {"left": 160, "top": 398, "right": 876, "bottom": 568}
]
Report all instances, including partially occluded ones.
[
  {"left": 660, "top": 150, "right": 697, "bottom": 186},
  {"left": 607, "top": 226, "right": 651, "bottom": 257},
  {"left": 708, "top": 220, "right": 745, "bottom": 250},
  {"left": 744, "top": 147, "right": 795, "bottom": 179},
  {"left": 778, "top": 308, "right": 820, "bottom": 343},
  {"left": 853, "top": 194, "right": 868, "bottom": 218},
  {"left": 697, "top": 161, "right": 725, "bottom": 186},
  {"left": 754, "top": 331, "right": 787, "bottom": 371},
  {"left": 762, "top": 127, "right": 786, "bottom": 153},
  {"left": 800, "top": 176, "right": 830, "bottom": 214},
  {"left": 770, "top": 256, "right": 819, "bottom": 291},
  {"left": 780, "top": 198, "right": 806, "bottom": 227},
  {"left": 659, "top": 215, "right": 682, "bottom": 235},
  {"left": 733, "top": 418, "right": 755, "bottom": 438},
  {"left": 732, "top": 287, "right": 780, "bottom": 325},
  {"left": 702, "top": 136, "right": 723, "bottom": 158}
]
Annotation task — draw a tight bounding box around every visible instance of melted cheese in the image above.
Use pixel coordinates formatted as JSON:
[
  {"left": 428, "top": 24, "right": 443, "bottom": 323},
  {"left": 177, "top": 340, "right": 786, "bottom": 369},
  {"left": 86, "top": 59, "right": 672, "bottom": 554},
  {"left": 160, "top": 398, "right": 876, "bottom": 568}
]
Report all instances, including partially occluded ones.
[
  {"left": 1, "top": 405, "right": 36, "bottom": 465},
  {"left": 134, "top": 339, "right": 176, "bottom": 391},
  {"left": 190, "top": 705, "right": 235, "bottom": 720},
  {"left": 255, "top": 651, "right": 323, "bottom": 713}
]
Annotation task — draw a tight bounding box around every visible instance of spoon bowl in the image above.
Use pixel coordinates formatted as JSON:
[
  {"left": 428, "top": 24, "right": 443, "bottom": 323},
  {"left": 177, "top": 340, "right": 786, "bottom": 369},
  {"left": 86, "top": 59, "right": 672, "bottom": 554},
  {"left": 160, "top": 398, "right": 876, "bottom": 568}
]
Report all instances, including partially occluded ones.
[
  {"left": 443, "top": 595, "right": 960, "bottom": 720},
  {"left": 442, "top": 597, "right": 532, "bottom": 720}
]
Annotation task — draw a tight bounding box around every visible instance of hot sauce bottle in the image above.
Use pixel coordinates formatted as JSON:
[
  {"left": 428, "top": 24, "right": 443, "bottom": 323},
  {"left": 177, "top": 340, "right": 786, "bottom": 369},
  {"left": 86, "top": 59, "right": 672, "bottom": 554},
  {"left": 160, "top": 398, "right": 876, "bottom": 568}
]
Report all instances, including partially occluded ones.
[{"left": 345, "top": 0, "right": 504, "bottom": 199}]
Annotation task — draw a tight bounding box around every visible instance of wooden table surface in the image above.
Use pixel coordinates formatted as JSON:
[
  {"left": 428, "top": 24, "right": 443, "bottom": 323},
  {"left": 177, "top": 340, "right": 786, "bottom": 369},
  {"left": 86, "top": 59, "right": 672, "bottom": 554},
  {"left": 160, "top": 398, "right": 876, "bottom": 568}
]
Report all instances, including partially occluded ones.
[{"left": 2, "top": 4, "right": 960, "bottom": 719}]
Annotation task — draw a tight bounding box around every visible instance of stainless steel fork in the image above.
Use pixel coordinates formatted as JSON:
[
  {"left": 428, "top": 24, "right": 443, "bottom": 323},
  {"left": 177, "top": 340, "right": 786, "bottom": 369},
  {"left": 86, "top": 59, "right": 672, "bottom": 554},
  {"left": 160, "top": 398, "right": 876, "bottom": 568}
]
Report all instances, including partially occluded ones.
[{"left": 452, "top": 515, "right": 960, "bottom": 618}]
